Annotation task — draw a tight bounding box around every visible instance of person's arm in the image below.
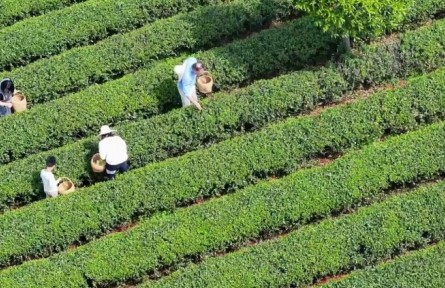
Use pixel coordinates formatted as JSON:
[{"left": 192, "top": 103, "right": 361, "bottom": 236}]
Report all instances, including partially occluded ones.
[
  {"left": 48, "top": 173, "right": 60, "bottom": 192},
  {"left": 187, "top": 95, "right": 202, "bottom": 110},
  {"left": 183, "top": 85, "right": 202, "bottom": 111},
  {"left": 99, "top": 141, "right": 107, "bottom": 161},
  {"left": 0, "top": 101, "right": 12, "bottom": 108}
]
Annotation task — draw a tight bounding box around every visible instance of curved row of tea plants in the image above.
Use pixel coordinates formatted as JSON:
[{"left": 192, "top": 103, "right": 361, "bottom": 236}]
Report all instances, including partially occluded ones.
[
  {"left": 3, "top": 18, "right": 445, "bottom": 207},
  {"left": 143, "top": 168, "right": 445, "bottom": 288},
  {"left": 0, "top": 0, "right": 228, "bottom": 70},
  {"left": 0, "top": 25, "right": 441, "bottom": 208},
  {"left": 0, "top": 19, "right": 336, "bottom": 164},
  {"left": 404, "top": 0, "right": 445, "bottom": 23},
  {"left": 2, "top": 13, "right": 445, "bottom": 165},
  {"left": 4, "top": 9, "right": 443, "bottom": 207},
  {"left": 0, "top": 0, "right": 85, "bottom": 29},
  {"left": 0, "top": 65, "right": 444, "bottom": 269},
  {"left": 3, "top": 113, "right": 445, "bottom": 286},
  {"left": 0, "top": 123, "right": 445, "bottom": 287},
  {"left": 0, "top": 68, "right": 347, "bottom": 208},
  {"left": 4, "top": 0, "right": 445, "bottom": 105},
  {"left": 5, "top": 0, "right": 293, "bottom": 104},
  {"left": 321, "top": 241, "right": 445, "bottom": 288}
]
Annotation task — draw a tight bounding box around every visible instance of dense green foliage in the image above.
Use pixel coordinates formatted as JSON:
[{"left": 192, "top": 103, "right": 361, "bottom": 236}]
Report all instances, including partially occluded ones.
[
  {"left": 2, "top": 0, "right": 443, "bottom": 105},
  {"left": 322, "top": 242, "right": 445, "bottom": 288},
  {"left": 0, "top": 0, "right": 443, "bottom": 286},
  {"left": 3, "top": 106, "right": 445, "bottom": 286},
  {"left": 144, "top": 171, "right": 445, "bottom": 287},
  {"left": 0, "top": 0, "right": 85, "bottom": 28},
  {"left": 0, "top": 64, "right": 444, "bottom": 271},
  {"left": 0, "top": 18, "right": 335, "bottom": 164},
  {"left": 2, "top": 14, "right": 445, "bottom": 166},
  {"left": 0, "top": 68, "right": 347, "bottom": 207},
  {"left": 0, "top": 0, "right": 230, "bottom": 70},
  {"left": 1, "top": 16, "right": 445, "bottom": 207},
  {"left": 295, "top": 0, "right": 412, "bottom": 40},
  {"left": 5, "top": 0, "right": 294, "bottom": 104}
]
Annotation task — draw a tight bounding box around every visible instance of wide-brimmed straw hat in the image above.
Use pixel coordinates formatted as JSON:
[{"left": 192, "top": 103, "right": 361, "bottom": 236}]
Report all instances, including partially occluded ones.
[{"left": 99, "top": 125, "right": 115, "bottom": 136}]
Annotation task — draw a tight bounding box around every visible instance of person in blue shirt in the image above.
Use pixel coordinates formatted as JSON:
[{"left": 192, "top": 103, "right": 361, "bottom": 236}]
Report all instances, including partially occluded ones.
[{"left": 176, "top": 57, "right": 203, "bottom": 110}]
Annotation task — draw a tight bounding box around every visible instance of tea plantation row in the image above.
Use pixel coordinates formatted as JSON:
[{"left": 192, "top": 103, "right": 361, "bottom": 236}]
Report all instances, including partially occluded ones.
[
  {"left": 2, "top": 121, "right": 445, "bottom": 286},
  {"left": 0, "top": 64, "right": 444, "bottom": 271},
  {"left": 3, "top": 0, "right": 293, "bottom": 104},
  {"left": 0, "top": 0, "right": 228, "bottom": 69},
  {"left": 144, "top": 165, "right": 445, "bottom": 288},
  {"left": 1, "top": 16, "right": 445, "bottom": 206}
]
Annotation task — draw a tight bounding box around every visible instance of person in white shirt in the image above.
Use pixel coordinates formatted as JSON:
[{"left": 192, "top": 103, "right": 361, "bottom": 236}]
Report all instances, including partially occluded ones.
[
  {"left": 40, "top": 156, "right": 61, "bottom": 198},
  {"left": 98, "top": 125, "right": 129, "bottom": 180}
]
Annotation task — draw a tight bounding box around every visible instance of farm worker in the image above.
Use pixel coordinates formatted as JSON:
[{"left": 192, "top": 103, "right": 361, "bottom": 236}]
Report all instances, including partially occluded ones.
[
  {"left": 0, "top": 78, "right": 14, "bottom": 117},
  {"left": 98, "top": 125, "right": 129, "bottom": 180},
  {"left": 40, "top": 156, "right": 61, "bottom": 198},
  {"left": 175, "top": 57, "right": 204, "bottom": 110}
]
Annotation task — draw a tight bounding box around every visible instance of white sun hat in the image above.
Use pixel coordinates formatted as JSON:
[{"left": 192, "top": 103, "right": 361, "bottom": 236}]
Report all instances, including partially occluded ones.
[{"left": 99, "top": 125, "right": 115, "bottom": 136}]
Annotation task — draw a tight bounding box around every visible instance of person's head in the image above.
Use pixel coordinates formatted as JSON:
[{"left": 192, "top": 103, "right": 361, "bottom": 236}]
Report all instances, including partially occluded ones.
[
  {"left": 1, "top": 78, "right": 14, "bottom": 94},
  {"left": 99, "top": 125, "right": 116, "bottom": 140},
  {"left": 191, "top": 61, "right": 204, "bottom": 76},
  {"left": 46, "top": 156, "right": 57, "bottom": 170}
]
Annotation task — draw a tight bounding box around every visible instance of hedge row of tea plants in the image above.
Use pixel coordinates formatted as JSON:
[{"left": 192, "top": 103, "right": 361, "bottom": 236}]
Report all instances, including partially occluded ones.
[
  {"left": 0, "top": 0, "right": 442, "bottom": 72},
  {"left": 0, "top": 65, "right": 444, "bottom": 269},
  {"left": 0, "top": 18, "right": 336, "bottom": 164},
  {"left": 143, "top": 173, "right": 445, "bottom": 288},
  {"left": 4, "top": 0, "right": 445, "bottom": 105},
  {"left": 0, "top": 0, "right": 85, "bottom": 29},
  {"left": 6, "top": 116, "right": 445, "bottom": 286},
  {"left": 0, "top": 0, "right": 228, "bottom": 70},
  {"left": 403, "top": 0, "right": 445, "bottom": 23},
  {"left": 2, "top": 121, "right": 445, "bottom": 286},
  {"left": 322, "top": 241, "right": 445, "bottom": 288},
  {"left": 2, "top": 13, "right": 445, "bottom": 165},
  {"left": 4, "top": 0, "right": 294, "bottom": 104},
  {"left": 1, "top": 15, "right": 445, "bottom": 201},
  {"left": 0, "top": 68, "right": 348, "bottom": 207}
]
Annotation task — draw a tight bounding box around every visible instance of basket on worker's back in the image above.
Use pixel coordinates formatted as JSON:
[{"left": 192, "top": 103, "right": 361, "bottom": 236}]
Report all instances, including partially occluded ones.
[
  {"left": 91, "top": 153, "right": 105, "bottom": 173},
  {"left": 197, "top": 71, "right": 213, "bottom": 94},
  {"left": 11, "top": 90, "right": 27, "bottom": 112},
  {"left": 58, "top": 177, "right": 75, "bottom": 195}
]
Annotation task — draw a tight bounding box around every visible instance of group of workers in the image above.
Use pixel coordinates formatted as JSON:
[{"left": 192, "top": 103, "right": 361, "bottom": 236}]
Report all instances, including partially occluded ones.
[
  {"left": 40, "top": 124, "right": 129, "bottom": 197},
  {"left": 35, "top": 57, "right": 207, "bottom": 198}
]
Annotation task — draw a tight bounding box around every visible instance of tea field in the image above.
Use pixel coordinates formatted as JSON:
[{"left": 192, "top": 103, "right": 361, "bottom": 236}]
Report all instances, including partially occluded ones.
[{"left": 0, "top": 0, "right": 445, "bottom": 287}]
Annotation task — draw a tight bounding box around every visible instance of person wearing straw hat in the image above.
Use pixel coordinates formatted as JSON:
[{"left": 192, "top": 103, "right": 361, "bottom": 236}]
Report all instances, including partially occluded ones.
[
  {"left": 98, "top": 125, "right": 129, "bottom": 180},
  {"left": 0, "top": 78, "right": 14, "bottom": 117},
  {"left": 175, "top": 57, "right": 203, "bottom": 111},
  {"left": 40, "top": 156, "right": 62, "bottom": 198}
]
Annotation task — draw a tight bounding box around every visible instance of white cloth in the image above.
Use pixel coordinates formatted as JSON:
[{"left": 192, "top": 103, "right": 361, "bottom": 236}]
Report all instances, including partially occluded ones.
[
  {"left": 177, "top": 82, "right": 198, "bottom": 107},
  {"left": 174, "top": 64, "right": 185, "bottom": 80},
  {"left": 40, "top": 169, "right": 58, "bottom": 197},
  {"left": 99, "top": 135, "right": 128, "bottom": 165}
]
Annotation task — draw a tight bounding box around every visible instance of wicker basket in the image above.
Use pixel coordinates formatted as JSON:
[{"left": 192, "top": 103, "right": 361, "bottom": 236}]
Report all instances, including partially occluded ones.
[
  {"left": 197, "top": 71, "right": 213, "bottom": 94},
  {"left": 58, "top": 177, "right": 75, "bottom": 195},
  {"left": 91, "top": 153, "right": 105, "bottom": 173},
  {"left": 11, "top": 90, "right": 27, "bottom": 112}
]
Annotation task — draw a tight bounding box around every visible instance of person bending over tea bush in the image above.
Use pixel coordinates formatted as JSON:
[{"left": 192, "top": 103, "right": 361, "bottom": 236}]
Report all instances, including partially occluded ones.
[
  {"left": 175, "top": 57, "right": 204, "bottom": 111},
  {"left": 98, "top": 125, "right": 129, "bottom": 180}
]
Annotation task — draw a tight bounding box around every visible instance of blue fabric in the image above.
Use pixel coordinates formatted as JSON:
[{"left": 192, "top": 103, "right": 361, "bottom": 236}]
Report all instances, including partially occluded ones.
[{"left": 178, "top": 57, "right": 197, "bottom": 96}]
